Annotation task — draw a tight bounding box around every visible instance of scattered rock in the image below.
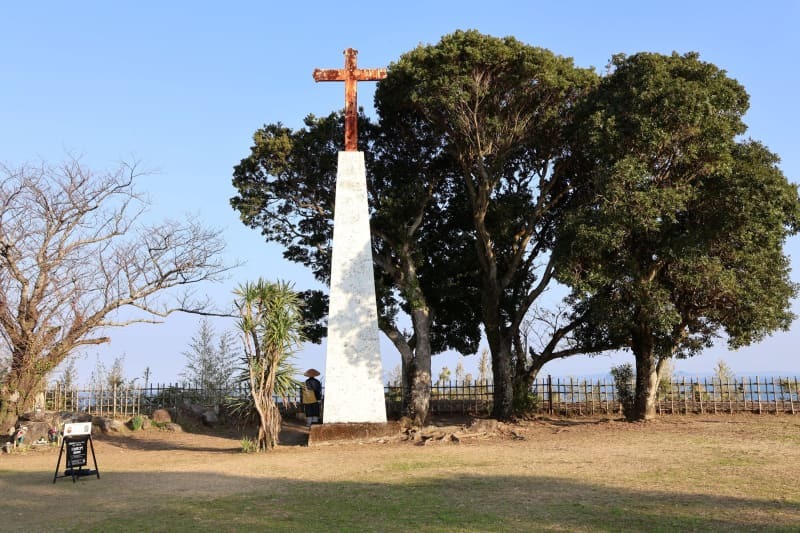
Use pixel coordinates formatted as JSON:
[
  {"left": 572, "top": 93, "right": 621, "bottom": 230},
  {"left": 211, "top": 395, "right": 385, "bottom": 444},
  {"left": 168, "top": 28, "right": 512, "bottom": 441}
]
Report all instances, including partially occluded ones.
[
  {"left": 165, "top": 423, "right": 182, "bottom": 432},
  {"left": 151, "top": 408, "right": 172, "bottom": 424},
  {"left": 63, "top": 412, "right": 92, "bottom": 423},
  {"left": 467, "top": 418, "right": 498, "bottom": 434},
  {"left": 184, "top": 402, "right": 206, "bottom": 417},
  {"left": 201, "top": 410, "right": 218, "bottom": 426},
  {"left": 92, "top": 416, "right": 124, "bottom": 433},
  {"left": 106, "top": 419, "right": 125, "bottom": 433},
  {"left": 14, "top": 420, "right": 54, "bottom": 444},
  {"left": 19, "top": 411, "right": 59, "bottom": 424}
]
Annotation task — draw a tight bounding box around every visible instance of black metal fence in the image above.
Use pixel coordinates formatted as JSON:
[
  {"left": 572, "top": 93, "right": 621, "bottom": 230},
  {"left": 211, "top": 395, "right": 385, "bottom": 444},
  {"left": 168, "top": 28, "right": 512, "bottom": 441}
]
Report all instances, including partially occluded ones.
[{"left": 45, "top": 376, "right": 799, "bottom": 419}]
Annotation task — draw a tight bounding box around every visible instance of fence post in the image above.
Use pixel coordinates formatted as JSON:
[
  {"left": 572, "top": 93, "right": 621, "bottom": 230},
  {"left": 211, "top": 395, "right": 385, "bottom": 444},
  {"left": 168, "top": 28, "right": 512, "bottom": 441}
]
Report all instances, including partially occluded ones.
[
  {"left": 681, "top": 377, "right": 687, "bottom": 414},
  {"left": 569, "top": 377, "right": 575, "bottom": 416},
  {"left": 772, "top": 377, "right": 779, "bottom": 413},
  {"left": 585, "top": 380, "right": 591, "bottom": 416},
  {"left": 547, "top": 375, "right": 553, "bottom": 415},
  {"left": 755, "top": 378, "right": 762, "bottom": 414},
  {"left": 729, "top": 378, "right": 734, "bottom": 414},
  {"left": 670, "top": 377, "right": 674, "bottom": 414},
  {"left": 699, "top": 377, "right": 705, "bottom": 414}
]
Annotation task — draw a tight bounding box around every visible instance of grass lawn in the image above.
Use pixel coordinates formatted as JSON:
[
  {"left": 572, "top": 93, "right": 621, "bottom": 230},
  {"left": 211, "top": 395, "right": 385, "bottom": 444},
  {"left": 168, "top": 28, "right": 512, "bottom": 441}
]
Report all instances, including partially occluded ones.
[{"left": 1, "top": 414, "right": 798, "bottom": 531}]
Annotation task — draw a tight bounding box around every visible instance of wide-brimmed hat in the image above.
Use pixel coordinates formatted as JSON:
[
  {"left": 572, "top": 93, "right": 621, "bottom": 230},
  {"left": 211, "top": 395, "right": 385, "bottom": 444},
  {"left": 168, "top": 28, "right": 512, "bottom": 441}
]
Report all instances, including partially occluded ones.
[{"left": 304, "top": 368, "right": 320, "bottom": 377}]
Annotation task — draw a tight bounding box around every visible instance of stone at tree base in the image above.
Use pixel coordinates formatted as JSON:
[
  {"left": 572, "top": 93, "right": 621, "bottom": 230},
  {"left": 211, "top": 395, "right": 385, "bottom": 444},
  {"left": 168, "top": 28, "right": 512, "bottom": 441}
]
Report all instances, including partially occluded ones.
[
  {"left": 16, "top": 411, "right": 61, "bottom": 444},
  {"left": 151, "top": 408, "right": 172, "bottom": 423},
  {"left": 13, "top": 420, "right": 53, "bottom": 444}
]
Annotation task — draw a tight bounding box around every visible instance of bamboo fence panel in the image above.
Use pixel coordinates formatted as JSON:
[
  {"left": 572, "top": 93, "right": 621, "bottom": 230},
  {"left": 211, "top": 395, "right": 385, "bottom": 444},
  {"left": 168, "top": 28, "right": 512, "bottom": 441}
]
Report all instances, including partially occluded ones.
[{"left": 43, "top": 376, "right": 799, "bottom": 419}]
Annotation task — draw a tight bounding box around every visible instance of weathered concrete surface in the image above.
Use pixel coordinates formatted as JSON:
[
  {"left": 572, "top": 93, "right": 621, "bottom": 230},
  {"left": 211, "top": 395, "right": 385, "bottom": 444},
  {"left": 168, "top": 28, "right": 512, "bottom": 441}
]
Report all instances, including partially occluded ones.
[
  {"left": 308, "top": 422, "right": 401, "bottom": 446},
  {"left": 323, "top": 151, "right": 387, "bottom": 424}
]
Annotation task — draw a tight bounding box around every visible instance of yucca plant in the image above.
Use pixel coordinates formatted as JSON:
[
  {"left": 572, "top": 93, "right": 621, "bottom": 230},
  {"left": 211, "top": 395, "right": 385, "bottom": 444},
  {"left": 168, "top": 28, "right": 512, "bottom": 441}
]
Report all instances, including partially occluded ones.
[
  {"left": 226, "top": 354, "right": 298, "bottom": 430},
  {"left": 234, "top": 279, "right": 303, "bottom": 451}
]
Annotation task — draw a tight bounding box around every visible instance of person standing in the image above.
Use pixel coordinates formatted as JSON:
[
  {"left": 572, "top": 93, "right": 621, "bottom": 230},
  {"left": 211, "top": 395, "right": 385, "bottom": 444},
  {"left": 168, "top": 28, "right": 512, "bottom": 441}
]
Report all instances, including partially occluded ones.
[{"left": 302, "top": 369, "right": 322, "bottom": 425}]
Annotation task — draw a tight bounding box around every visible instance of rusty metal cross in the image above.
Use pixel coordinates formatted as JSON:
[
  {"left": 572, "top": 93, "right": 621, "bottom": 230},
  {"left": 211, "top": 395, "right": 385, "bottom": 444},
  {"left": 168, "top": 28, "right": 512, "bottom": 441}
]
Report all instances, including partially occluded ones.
[{"left": 313, "top": 48, "right": 387, "bottom": 152}]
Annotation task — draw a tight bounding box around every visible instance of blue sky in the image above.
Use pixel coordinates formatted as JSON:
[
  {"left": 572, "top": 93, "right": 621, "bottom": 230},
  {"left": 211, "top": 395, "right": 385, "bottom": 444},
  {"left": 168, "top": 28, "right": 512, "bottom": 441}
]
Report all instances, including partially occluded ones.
[{"left": 2, "top": 1, "right": 798, "bottom": 383}]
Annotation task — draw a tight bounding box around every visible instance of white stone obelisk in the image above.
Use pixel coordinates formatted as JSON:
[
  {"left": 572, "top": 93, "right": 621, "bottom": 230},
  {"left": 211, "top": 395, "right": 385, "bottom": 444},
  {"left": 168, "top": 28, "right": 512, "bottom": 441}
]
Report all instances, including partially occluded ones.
[{"left": 322, "top": 151, "right": 387, "bottom": 423}]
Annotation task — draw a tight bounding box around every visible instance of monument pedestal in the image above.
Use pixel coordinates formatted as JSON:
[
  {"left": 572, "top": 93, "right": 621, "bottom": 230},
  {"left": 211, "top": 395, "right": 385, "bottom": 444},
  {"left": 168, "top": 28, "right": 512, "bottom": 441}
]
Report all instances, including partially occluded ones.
[{"left": 308, "top": 422, "right": 400, "bottom": 446}]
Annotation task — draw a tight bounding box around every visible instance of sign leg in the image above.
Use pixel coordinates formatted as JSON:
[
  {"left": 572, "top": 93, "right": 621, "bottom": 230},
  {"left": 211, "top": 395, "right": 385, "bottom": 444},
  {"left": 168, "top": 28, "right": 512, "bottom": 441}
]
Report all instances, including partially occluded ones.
[
  {"left": 53, "top": 440, "right": 65, "bottom": 483},
  {"left": 89, "top": 436, "right": 100, "bottom": 479}
]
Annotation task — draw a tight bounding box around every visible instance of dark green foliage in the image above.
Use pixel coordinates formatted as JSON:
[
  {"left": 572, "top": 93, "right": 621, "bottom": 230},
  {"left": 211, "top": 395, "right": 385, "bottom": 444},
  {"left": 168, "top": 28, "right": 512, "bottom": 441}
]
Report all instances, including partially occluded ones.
[
  {"left": 377, "top": 30, "right": 600, "bottom": 419},
  {"left": 555, "top": 52, "right": 800, "bottom": 419},
  {"left": 610, "top": 363, "right": 636, "bottom": 420},
  {"left": 130, "top": 415, "right": 144, "bottom": 431}
]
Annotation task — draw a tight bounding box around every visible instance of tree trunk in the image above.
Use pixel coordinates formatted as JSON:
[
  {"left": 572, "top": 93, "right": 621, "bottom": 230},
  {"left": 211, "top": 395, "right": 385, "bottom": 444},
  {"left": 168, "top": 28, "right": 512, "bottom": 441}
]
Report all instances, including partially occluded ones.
[
  {"left": 408, "top": 307, "right": 432, "bottom": 426},
  {"left": 382, "top": 299, "right": 433, "bottom": 426},
  {"left": 0, "top": 369, "right": 44, "bottom": 432},
  {"left": 631, "top": 335, "right": 659, "bottom": 421},
  {"left": 514, "top": 356, "right": 548, "bottom": 414},
  {"left": 409, "top": 363, "right": 431, "bottom": 426},
  {"left": 254, "top": 396, "right": 281, "bottom": 451},
  {"left": 512, "top": 333, "right": 535, "bottom": 414},
  {"left": 486, "top": 329, "right": 514, "bottom": 420},
  {"left": 400, "top": 356, "right": 413, "bottom": 418}
]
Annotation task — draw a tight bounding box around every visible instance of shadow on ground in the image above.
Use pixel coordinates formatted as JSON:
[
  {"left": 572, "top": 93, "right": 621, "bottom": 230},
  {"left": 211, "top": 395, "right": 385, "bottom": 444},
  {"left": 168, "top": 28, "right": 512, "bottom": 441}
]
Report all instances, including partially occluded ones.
[{"left": 4, "top": 469, "right": 797, "bottom": 531}]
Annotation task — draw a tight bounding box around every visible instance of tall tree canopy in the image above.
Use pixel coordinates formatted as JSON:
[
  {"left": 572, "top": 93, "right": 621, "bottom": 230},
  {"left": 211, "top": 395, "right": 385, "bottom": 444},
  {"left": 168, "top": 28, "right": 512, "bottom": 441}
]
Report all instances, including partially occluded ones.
[
  {"left": 231, "top": 112, "right": 480, "bottom": 424},
  {"left": 554, "top": 52, "right": 800, "bottom": 420},
  {"left": 376, "top": 30, "right": 599, "bottom": 418}
]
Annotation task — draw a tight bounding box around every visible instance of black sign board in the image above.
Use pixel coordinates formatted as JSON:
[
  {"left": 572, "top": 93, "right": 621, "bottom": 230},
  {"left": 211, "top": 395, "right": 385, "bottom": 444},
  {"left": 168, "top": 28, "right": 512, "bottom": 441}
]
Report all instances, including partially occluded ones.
[
  {"left": 53, "top": 431, "right": 100, "bottom": 483},
  {"left": 66, "top": 437, "right": 88, "bottom": 468}
]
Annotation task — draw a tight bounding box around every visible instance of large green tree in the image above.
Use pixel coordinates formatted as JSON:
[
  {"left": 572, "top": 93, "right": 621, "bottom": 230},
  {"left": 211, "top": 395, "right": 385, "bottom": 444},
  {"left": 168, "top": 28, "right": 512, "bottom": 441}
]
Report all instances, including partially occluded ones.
[
  {"left": 376, "top": 30, "right": 599, "bottom": 418},
  {"left": 231, "top": 113, "right": 480, "bottom": 425},
  {"left": 555, "top": 52, "right": 800, "bottom": 420}
]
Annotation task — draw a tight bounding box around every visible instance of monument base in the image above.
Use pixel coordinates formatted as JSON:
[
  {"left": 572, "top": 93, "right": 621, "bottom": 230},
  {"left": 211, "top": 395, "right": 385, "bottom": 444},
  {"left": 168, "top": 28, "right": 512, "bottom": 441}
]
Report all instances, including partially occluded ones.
[{"left": 308, "top": 422, "right": 401, "bottom": 446}]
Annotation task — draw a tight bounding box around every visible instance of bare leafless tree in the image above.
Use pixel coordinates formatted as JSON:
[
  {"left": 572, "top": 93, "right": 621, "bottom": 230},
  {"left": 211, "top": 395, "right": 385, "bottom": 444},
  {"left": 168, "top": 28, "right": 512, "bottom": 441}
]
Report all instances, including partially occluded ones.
[{"left": 0, "top": 157, "right": 232, "bottom": 429}]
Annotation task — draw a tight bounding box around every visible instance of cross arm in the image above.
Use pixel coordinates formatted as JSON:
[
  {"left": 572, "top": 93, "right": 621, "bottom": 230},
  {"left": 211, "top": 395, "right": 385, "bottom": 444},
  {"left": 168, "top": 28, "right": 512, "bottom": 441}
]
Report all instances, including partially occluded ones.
[{"left": 313, "top": 69, "right": 345, "bottom": 82}]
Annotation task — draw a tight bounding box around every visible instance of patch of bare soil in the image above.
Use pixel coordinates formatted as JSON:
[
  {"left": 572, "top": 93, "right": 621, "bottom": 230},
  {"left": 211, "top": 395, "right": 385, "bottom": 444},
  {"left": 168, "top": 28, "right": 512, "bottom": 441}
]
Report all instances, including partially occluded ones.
[{"left": 3, "top": 413, "right": 797, "bottom": 487}]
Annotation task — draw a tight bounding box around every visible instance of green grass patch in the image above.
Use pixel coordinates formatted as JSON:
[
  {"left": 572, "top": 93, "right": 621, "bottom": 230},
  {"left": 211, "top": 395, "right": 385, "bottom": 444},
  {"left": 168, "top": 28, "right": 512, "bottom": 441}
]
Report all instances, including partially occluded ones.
[{"left": 58, "top": 472, "right": 800, "bottom": 532}]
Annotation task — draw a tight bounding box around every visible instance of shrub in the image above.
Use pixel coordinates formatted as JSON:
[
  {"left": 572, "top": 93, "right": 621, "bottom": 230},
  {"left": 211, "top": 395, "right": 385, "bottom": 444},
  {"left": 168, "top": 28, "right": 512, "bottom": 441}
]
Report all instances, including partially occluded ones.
[
  {"left": 513, "top": 389, "right": 539, "bottom": 415},
  {"left": 240, "top": 437, "right": 257, "bottom": 453},
  {"left": 610, "top": 363, "right": 636, "bottom": 419},
  {"left": 130, "top": 415, "right": 144, "bottom": 431}
]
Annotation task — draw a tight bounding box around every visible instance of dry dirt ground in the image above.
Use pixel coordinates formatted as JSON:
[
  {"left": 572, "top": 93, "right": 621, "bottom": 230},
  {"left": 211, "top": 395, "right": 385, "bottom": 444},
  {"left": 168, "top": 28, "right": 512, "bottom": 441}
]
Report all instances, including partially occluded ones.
[{"left": 2, "top": 414, "right": 799, "bottom": 530}]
